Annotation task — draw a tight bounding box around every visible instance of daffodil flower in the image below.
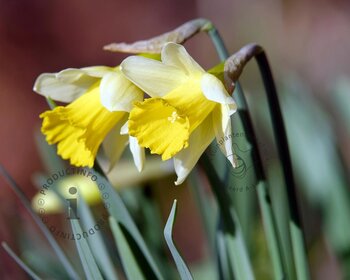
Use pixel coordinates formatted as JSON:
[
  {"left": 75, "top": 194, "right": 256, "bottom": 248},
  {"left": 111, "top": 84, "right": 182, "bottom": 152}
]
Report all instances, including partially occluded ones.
[
  {"left": 34, "top": 66, "right": 145, "bottom": 171},
  {"left": 121, "top": 43, "right": 237, "bottom": 185}
]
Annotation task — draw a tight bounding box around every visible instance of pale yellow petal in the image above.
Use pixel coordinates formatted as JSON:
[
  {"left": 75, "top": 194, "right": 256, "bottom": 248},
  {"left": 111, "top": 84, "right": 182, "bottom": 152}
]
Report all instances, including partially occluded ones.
[
  {"left": 201, "top": 73, "right": 236, "bottom": 105},
  {"left": 121, "top": 56, "right": 187, "bottom": 97},
  {"left": 81, "top": 66, "right": 115, "bottom": 77},
  {"left": 129, "top": 136, "right": 145, "bottom": 172},
  {"left": 212, "top": 104, "right": 237, "bottom": 168},
  {"left": 100, "top": 70, "right": 143, "bottom": 112},
  {"left": 33, "top": 71, "right": 98, "bottom": 103},
  {"left": 102, "top": 116, "right": 129, "bottom": 172},
  {"left": 174, "top": 113, "right": 216, "bottom": 185},
  {"left": 120, "top": 121, "right": 129, "bottom": 135},
  {"left": 161, "top": 42, "right": 204, "bottom": 76}
]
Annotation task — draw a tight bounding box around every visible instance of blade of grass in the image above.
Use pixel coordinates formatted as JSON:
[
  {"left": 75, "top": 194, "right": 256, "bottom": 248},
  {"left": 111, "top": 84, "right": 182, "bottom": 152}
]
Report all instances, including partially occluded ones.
[
  {"left": 281, "top": 78, "right": 344, "bottom": 204},
  {"left": 199, "top": 154, "right": 255, "bottom": 280},
  {"left": 70, "top": 219, "right": 103, "bottom": 280},
  {"left": 0, "top": 164, "right": 79, "bottom": 279},
  {"left": 92, "top": 169, "right": 164, "bottom": 280},
  {"left": 256, "top": 181, "right": 285, "bottom": 279},
  {"left": 216, "top": 221, "right": 233, "bottom": 280},
  {"left": 164, "top": 200, "right": 193, "bottom": 280},
  {"left": 188, "top": 169, "right": 216, "bottom": 252},
  {"left": 109, "top": 217, "right": 146, "bottom": 280},
  {"left": 79, "top": 196, "right": 119, "bottom": 280},
  {"left": 1, "top": 242, "right": 42, "bottom": 280},
  {"left": 235, "top": 82, "right": 292, "bottom": 279},
  {"left": 228, "top": 107, "right": 257, "bottom": 244},
  {"left": 282, "top": 80, "right": 350, "bottom": 277},
  {"left": 136, "top": 190, "right": 178, "bottom": 280}
]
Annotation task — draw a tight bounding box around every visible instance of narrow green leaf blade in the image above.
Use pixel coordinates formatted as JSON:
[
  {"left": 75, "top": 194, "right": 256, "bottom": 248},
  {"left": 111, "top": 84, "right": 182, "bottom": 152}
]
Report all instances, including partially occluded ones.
[
  {"left": 1, "top": 242, "right": 42, "bottom": 280},
  {"left": 164, "top": 200, "right": 193, "bottom": 280},
  {"left": 200, "top": 155, "right": 255, "bottom": 280},
  {"left": 216, "top": 223, "right": 233, "bottom": 280},
  {"left": 70, "top": 219, "right": 103, "bottom": 280},
  {"left": 79, "top": 196, "right": 119, "bottom": 280},
  {"left": 109, "top": 217, "right": 145, "bottom": 280},
  {"left": 256, "top": 181, "right": 285, "bottom": 279},
  {"left": 94, "top": 170, "right": 164, "bottom": 280},
  {"left": 0, "top": 164, "right": 79, "bottom": 279}
]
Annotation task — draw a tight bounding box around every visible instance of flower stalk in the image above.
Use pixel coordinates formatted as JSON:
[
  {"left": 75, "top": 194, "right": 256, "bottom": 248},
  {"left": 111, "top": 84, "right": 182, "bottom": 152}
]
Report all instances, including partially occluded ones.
[{"left": 204, "top": 24, "right": 310, "bottom": 279}]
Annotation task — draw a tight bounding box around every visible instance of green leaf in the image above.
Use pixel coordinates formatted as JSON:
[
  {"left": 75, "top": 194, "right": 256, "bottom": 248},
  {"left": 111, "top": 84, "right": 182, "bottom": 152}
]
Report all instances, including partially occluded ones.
[
  {"left": 93, "top": 170, "right": 164, "bottom": 280},
  {"left": 280, "top": 78, "right": 350, "bottom": 277},
  {"left": 79, "top": 196, "right": 119, "bottom": 280},
  {"left": 224, "top": 211, "right": 255, "bottom": 280},
  {"left": 256, "top": 181, "right": 285, "bottom": 279},
  {"left": 199, "top": 154, "right": 255, "bottom": 280},
  {"left": 1, "top": 242, "right": 42, "bottom": 280},
  {"left": 0, "top": 164, "right": 79, "bottom": 279},
  {"left": 70, "top": 219, "right": 103, "bottom": 280},
  {"left": 216, "top": 223, "right": 233, "bottom": 280},
  {"left": 189, "top": 169, "right": 216, "bottom": 254},
  {"left": 34, "top": 129, "right": 65, "bottom": 174},
  {"left": 109, "top": 217, "right": 146, "bottom": 280},
  {"left": 164, "top": 200, "right": 193, "bottom": 280}
]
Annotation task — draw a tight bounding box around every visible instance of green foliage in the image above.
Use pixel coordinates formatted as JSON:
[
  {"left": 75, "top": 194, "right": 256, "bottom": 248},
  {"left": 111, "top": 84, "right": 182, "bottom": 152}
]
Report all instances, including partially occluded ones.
[{"left": 164, "top": 200, "right": 193, "bottom": 280}]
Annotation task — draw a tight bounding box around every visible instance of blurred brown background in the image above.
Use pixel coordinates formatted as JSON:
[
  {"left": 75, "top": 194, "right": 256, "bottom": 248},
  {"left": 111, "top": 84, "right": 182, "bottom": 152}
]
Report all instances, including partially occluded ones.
[{"left": 1, "top": 0, "right": 349, "bottom": 278}]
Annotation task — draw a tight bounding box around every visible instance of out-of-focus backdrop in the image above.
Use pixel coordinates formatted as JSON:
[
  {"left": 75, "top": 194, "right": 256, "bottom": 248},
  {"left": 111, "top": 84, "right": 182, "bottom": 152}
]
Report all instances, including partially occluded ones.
[{"left": 1, "top": 0, "right": 349, "bottom": 279}]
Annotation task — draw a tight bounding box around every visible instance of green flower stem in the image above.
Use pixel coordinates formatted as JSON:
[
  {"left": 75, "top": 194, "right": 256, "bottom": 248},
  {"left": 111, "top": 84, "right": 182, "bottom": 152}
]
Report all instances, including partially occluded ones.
[
  {"left": 254, "top": 50, "right": 310, "bottom": 280},
  {"left": 205, "top": 24, "right": 246, "bottom": 108},
  {"left": 204, "top": 24, "right": 293, "bottom": 279},
  {"left": 206, "top": 25, "right": 229, "bottom": 61}
]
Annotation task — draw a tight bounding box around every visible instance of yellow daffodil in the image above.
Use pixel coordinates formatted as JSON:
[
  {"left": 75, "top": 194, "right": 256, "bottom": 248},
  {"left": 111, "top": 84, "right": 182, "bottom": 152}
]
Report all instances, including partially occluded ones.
[
  {"left": 121, "top": 43, "right": 237, "bottom": 185},
  {"left": 34, "top": 66, "right": 145, "bottom": 171}
]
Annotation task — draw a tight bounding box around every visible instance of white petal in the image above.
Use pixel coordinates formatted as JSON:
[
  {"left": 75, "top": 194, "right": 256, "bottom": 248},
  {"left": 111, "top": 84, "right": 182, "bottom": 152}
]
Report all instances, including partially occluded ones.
[
  {"left": 120, "top": 121, "right": 129, "bottom": 135},
  {"left": 173, "top": 114, "right": 215, "bottom": 185},
  {"left": 212, "top": 105, "right": 237, "bottom": 168},
  {"left": 201, "top": 73, "right": 237, "bottom": 105},
  {"left": 81, "top": 66, "right": 115, "bottom": 78},
  {"left": 121, "top": 56, "right": 187, "bottom": 97},
  {"left": 33, "top": 70, "right": 98, "bottom": 102},
  {"left": 55, "top": 68, "right": 86, "bottom": 82},
  {"left": 161, "top": 43, "right": 204, "bottom": 76},
  {"left": 102, "top": 119, "right": 129, "bottom": 172},
  {"left": 100, "top": 70, "right": 143, "bottom": 112},
  {"left": 129, "top": 136, "right": 145, "bottom": 172}
]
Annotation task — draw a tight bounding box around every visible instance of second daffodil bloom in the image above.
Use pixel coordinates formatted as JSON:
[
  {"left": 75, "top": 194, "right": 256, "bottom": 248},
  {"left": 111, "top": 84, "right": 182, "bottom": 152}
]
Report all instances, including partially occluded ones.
[
  {"left": 121, "top": 43, "right": 237, "bottom": 185},
  {"left": 34, "top": 66, "right": 145, "bottom": 171}
]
